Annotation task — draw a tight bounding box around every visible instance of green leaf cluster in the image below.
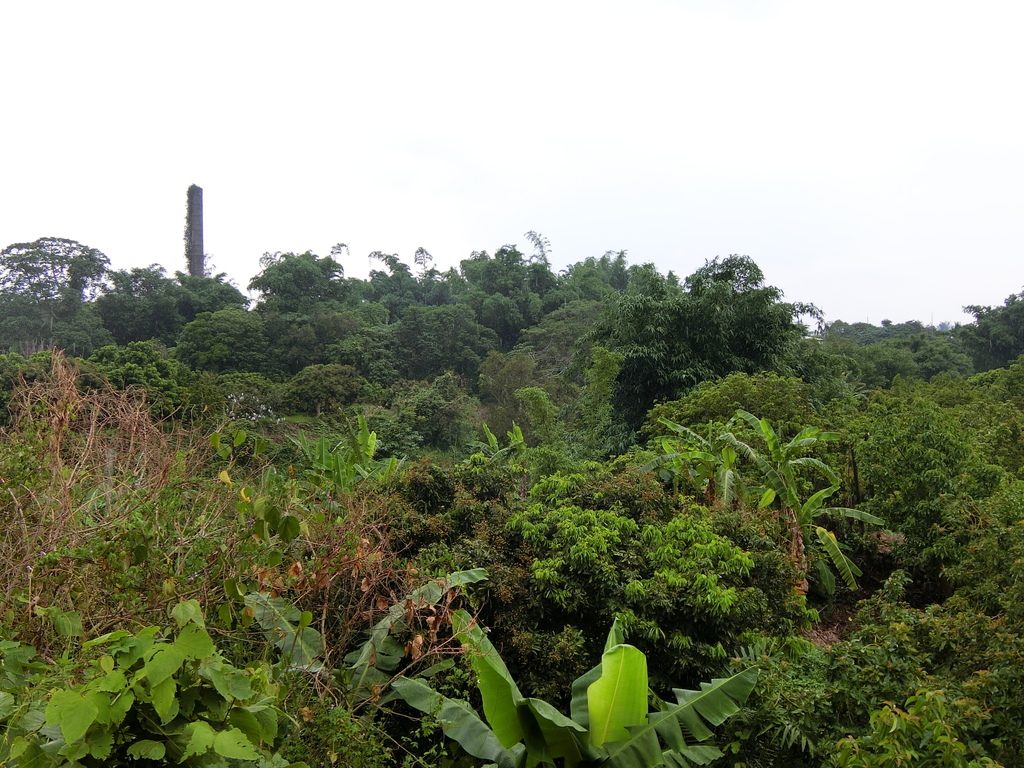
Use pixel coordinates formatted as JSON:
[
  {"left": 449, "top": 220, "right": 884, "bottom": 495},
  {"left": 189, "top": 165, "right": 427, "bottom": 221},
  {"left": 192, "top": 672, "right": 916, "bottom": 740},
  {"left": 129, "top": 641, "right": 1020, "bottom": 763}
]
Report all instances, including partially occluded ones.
[
  {"left": 393, "top": 610, "right": 758, "bottom": 767},
  {"left": 0, "top": 601, "right": 305, "bottom": 767}
]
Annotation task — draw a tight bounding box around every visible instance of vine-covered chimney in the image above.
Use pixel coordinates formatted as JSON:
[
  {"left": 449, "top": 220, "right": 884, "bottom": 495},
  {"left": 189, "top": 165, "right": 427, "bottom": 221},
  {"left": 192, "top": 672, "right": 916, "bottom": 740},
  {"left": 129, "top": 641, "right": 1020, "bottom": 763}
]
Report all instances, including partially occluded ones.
[{"left": 185, "top": 184, "right": 205, "bottom": 277}]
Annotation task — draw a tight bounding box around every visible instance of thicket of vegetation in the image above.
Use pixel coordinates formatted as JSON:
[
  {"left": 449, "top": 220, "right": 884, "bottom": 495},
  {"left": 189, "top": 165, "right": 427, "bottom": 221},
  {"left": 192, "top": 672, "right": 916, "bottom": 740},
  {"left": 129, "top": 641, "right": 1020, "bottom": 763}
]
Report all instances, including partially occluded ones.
[{"left": 2, "top": 234, "right": 1024, "bottom": 766}]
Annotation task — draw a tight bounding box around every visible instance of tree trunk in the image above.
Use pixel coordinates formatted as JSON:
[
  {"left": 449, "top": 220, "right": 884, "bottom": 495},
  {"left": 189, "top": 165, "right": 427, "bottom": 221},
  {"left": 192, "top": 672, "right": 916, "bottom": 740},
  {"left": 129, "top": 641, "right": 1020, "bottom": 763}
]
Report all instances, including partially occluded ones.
[{"left": 784, "top": 505, "right": 809, "bottom": 595}]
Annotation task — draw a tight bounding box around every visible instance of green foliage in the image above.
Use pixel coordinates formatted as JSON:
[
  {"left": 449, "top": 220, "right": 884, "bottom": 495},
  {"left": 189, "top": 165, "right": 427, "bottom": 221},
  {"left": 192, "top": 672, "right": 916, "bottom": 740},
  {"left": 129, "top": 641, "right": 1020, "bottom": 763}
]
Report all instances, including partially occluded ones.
[
  {"left": 570, "top": 345, "right": 624, "bottom": 458},
  {"left": 218, "top": 372, "right": 284, "bottom": 422},
  {"left": 459, "top": 245, "right": 549, "bottom": 350},
  {"left": 341, "top": 569, "right": 487, "bottom": 710},
  {"left": 327, "top": 317, "right": 399, "bottom": 388},
  {"left": 248, "top": 251, "right": 348, "bottom": 315},
  {"left": 245, "top": 593, "right": 325, "bottom": 671},
  {"left": 515, "top": 299, "right": 605, "bottom": 377},
  {"left": 507, "top": 476, "right": 780, "bottom": 685},
  {"left": 468, "top": 423, "right": 526, "bottom": 465},
  {"left": 282, "top": 363, "right": 364, "bottom": 417},
  {"left": 644, "top": 418, "right": 747, "bottom": 509},
  {"left": 175, "top": 309, "right": 271, "bottom": 374},
  {"left": 479, "top": 351, "right": 542, "bottom": 439},
  {"left": 0, "top": 602, "right": 306, "bottom": 767},
  {"left": 88, "top": 340, "right": 192, "bottom": 417},
  {"left": 395, "top": 303, "right": 498, "bottom": 381},
  {"left": 832, "top": 690, "right": 1005, "bottom": 768},
  {"left": 589, "top": 256, "right": 816, "bottom": 436},
  {"left": 276, "top": 697, "right": 392, "bottom": 768},
  {"left": 386, "top": 373, "right": 480, "bottom": 452},
  {"left": 959, "top": 292, "right": 1024, "bottom": 372},
  {"left": 290, "top": 415, "right": 400, "bottom": 493},
  {"left": 724, "top": 410, "right": 883, "bottom": 594},
  {"left": 94, "top": 265, "right": 185, "bottom": 345},
  {"left": 173, "top": 272, "right": 249, "bottom": 322},
  {"left": 393, "top": 610, "right": 759, "bottom": 768},
  {"left": 643, "top": 372, "right": 814, "bottom": 441},
  {"left": 856, "top": 390, "right": 1003, "bottom": 580},
  {"left": 0, "top": 237, "right": 113, "bottom": 356}
]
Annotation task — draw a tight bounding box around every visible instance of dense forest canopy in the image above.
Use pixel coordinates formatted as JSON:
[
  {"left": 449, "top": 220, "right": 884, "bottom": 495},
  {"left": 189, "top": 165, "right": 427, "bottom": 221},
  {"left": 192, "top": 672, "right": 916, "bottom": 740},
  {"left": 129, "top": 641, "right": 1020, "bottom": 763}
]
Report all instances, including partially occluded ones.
[{"left": 2, "top": 234, "right": 1024, "bottom": 767}]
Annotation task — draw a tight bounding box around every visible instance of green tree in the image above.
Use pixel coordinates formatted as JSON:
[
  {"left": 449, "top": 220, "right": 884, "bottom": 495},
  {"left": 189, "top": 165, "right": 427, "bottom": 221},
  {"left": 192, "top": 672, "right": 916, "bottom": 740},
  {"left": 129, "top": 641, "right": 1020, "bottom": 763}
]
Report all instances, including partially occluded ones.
[
  {"left": 95, "top": 265, "right": 184, "bottom": 345},
  {"left": 173, "top": 272, "right": 248, "bottom": 322},
  {"left": 723, "top": 411, "right": 883, "bottom": 594},
  {"left": 390, "top": 372, "right": 479, "bottom": 451},
  {"left": 0, "top": 237, "right": 112, "bottom": 355},
  {"left": 479, "top": 352, "right": 544, "bottom": 438},
  {"left": 833, "top": 690, "right": 1005, "bottom": 768},
  {"left": 589, "top": 256, "right": 815, "bottom": 435},
  {"left": 327, "top": 315, "right": 399, "bottom": 388},
  {"left": 365, "top": 251, "right": 422, "bottom": 317},
  {"left": 501, "top": 466, "right": 801, "bottom": 688},
  {"left": 542, "top": 251, "right": 627, "bottom": 309},
  {"left": 644, "top": 372, "right": 814, "bottom": 441},
  {"left": 645, "top": 419, "right": 748, "bottom": 510},
  {"left": 959, "top": 292, "right": 1024, "bottom": 372},
  {"left": 174, "top": 309, "right": 270, "bottom": 374},
  {"left": 395, "top": 304, "right": 497, "bottom": 381},
  {"left": 88, "top": 341, "right": 192, "bottom": 417},
  {"left": 282, "top": 363, "right": 364, "bottom": 417},
  {"left": 515, "top": 299, "right": 605, "bottom": 378},
  {"left": 248, "top": 251, "right": 347, "bottom": 315},
  {"left": 857, "top": 390, "right": 1003, "bottom": 581},
  {"left": 460, "top": 245, "right": 550, "bottom": 350}
]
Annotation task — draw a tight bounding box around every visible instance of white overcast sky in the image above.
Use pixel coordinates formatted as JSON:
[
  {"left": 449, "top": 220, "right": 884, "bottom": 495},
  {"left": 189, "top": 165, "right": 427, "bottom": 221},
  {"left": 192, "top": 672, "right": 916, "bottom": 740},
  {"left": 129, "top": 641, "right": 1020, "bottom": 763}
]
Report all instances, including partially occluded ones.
[{"left": 3, "top": 0, "right": 1023, "bottom": 326}]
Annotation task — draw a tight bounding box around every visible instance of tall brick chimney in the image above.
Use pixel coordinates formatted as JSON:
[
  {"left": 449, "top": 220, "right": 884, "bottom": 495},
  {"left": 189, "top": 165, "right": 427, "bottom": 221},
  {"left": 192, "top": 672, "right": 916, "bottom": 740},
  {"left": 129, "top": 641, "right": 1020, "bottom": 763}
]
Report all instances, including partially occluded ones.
[{"left": 185, "top": 184, "right": 205, "bottom": 277}]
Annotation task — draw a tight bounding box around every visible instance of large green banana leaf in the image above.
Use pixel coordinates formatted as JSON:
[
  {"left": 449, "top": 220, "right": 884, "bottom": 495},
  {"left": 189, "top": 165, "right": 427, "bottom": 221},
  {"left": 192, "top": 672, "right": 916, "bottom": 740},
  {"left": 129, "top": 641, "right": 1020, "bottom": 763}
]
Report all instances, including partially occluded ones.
[{"left": 602, "top": 667, "right": 759, "bottom": 768}]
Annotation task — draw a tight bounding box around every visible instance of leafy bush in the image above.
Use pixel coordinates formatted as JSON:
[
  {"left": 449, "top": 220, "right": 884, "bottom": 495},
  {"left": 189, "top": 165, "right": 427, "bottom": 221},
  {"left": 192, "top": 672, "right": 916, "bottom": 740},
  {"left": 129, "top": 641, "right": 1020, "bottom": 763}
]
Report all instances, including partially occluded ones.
[{"left": 0, "top": 601, "right": 305, "bottom": 767}]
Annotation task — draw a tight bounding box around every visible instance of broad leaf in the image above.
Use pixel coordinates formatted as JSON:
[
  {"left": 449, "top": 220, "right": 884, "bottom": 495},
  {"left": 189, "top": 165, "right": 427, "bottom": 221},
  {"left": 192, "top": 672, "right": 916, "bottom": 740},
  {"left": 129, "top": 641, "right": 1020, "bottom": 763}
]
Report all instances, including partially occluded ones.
[
  {"left": 828, "top": 506, "right": 885, "bottom": 525},
  {"left": 170, "top": 599, "right": 205, "bottom": 628},
  {"left": 244, "top": 592, "right": 324, "bottom": 669},
  {"left": 181, "top": 721, "right": 217, "bottom": 760},
  {"left": 175, "top": 624, "right": 215, "bottom": 660},
  {"left": 46, "top": 689, "right": 97, "bottom": 744},
  {"left": 150, "top": 675, "right": 178, "bottom": 723},
  {"left": 815, "top": 559, "right": 837, "bottom": 596},
  {"left": 587, "top": 644, "right": 648, "bottom": 747},
  {"left": 815, "top": 526, "right": 862, "bottom": 590},
  {"left": 604, "top": 617, "right": 626, "bottom": 653},
  {"left": 392, "top": 677, "right": 524, "bottom": 768},
  {"left": 201, "top": 659, "right": 254, "bottom": 700},
  {"left": 452, "top": 609, "right": 525, "bottom": 748},
  {"left": 454, "top": 609, "right": 587, "bottom": 761},
  {"left": 213, "top": 727, "right": 260, "bottom": 760},
  {"left": 802, "top": 485, "right": 838, "bottom": 519},
  {"left": 126, "top": 740, "right": 166, "bottom": 760},
  {"left": 144, "top": 646, "right": 185, "bottom": 686},
  {"left": 603, "top": 668, "right": 758, "bottom": 768},
  {"left": 570, "top": 663, "right": 603, "bottom": 730}
]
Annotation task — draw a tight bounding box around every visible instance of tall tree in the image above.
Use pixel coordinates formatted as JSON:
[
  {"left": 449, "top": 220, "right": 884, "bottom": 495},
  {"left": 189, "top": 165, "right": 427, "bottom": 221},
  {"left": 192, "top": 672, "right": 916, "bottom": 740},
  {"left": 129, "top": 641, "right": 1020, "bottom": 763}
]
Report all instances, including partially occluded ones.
[
  {"left": 0, "top": 237, "right": 112, "bottom": 355},
  {"left": 174, "top": 272, "right": 248, "bottom": 323},
  {"left": 174, "top": 309, "right": 270, "bottom": 374},
  {"left": 248, "top": 251, "right": 347, "bottom": 314},
  {"left": 460, "top": 245, "right": 551, "bottom": 350},
  {"left": 958, "top": 292, "right": 1024, "bottom": 372},
  {"left": 589, "top": 256, "right": 816, "bottom": 436},
  {"left": 95, "top": 265, "right": 184, "bottom": 345}
]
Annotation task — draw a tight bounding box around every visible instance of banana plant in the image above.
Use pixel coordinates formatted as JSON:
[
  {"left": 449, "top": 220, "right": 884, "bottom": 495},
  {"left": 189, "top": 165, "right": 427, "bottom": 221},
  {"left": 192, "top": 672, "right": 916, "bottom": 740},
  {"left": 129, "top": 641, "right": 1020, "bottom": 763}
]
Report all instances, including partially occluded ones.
[
  {"left": 724, "top": 410, "right": 883, "bottom": 593},
  {"left": 392, "top": 611, "right": 758, "bottom": 768},
  {"left": 468, "top": 422, "right": 527, "bottom": 464},
  {"left": 291, "top": 414, "right": 400, "bottom": 492},
  {"left": 644, "top": 418, "right": 748, "bottom": 509}
]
